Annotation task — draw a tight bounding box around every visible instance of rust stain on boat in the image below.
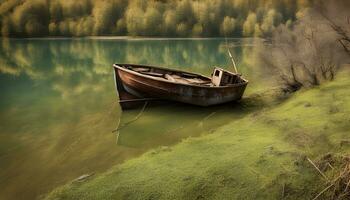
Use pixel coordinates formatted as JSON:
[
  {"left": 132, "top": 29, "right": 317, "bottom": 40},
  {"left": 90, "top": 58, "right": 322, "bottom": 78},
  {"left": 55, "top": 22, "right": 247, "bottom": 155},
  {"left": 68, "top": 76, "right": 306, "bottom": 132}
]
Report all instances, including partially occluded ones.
[{"left": 113, "top": 63, "right": 248, "bottom": 109}]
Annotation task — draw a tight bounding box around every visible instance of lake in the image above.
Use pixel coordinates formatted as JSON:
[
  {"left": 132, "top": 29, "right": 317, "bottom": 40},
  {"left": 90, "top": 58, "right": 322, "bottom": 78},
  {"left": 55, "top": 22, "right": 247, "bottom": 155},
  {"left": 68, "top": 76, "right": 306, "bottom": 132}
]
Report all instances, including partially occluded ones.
[{"left": 0, "top": 38, "right": 271, "bottom": 200}]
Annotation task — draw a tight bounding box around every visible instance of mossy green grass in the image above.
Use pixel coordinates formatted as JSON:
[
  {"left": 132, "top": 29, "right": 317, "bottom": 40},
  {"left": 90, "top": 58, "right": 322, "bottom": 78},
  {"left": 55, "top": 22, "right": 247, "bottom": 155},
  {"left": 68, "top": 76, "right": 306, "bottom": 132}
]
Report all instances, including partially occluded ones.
[{"left": 45, "top": 72, "right": 350, "bottom": 200}]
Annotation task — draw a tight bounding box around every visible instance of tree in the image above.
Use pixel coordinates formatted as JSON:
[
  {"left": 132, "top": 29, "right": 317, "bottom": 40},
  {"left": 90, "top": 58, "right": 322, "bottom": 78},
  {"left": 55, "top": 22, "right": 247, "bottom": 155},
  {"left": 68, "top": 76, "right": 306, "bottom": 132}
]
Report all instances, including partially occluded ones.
[
  {"left": 315, "top": 0, "right": 350, "bottom": 56},
  {"left": 220, "top": 16, "right": 236, "bottom": 36},
  {"left": 243, "top": 12, "right": 257, "bottom": 36},
  {"left": 143, "top": 6, "right": 162, "bottom": 36},
  {"left": 1, "top": 17, "right": 12, "bottom": 37},
  {"left": 11, "top": 0, "right": 49, "bottom": 36},
  {"left": 176, "top": 22, "right": 189, "bottom": 37},
  {"left": 260, "top": 9, "right": 282, "bottom": 36},
  {"left": 163, "top": 10, "right": 177, "bottom": 36},
  {"left": 0, "top": 0, "right": 314, "bottom": 37},
  {"left": 192, "top": 23, "right": 203, "bottom": 36},
  {"left": 256, "top": 0, "right": 350, "bottom": 92},
  {"left": 125, "top": 6, "right": 144, "bottom": 36}
]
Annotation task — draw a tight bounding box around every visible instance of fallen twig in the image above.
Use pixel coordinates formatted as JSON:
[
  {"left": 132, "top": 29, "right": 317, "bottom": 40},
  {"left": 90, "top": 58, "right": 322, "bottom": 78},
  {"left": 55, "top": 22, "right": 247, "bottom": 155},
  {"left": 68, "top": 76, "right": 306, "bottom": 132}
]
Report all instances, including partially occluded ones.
[
  {"left": 73, "top": 173, "right": 95, "bottom": 183},
  {"left": 327, "top": 162, "right": 334, "bottom": 170},
  {"left": 344, "top": 178, "right": 350, "bottom": 192},
  {"left": 312, "top": 184, "right": 334, "bottom": 200},
  {"left": 313, "top": 168, "right": 346, "bottom": 200},
  {"left": 307, "top": 157, "right": 330, "bottom": 182}
]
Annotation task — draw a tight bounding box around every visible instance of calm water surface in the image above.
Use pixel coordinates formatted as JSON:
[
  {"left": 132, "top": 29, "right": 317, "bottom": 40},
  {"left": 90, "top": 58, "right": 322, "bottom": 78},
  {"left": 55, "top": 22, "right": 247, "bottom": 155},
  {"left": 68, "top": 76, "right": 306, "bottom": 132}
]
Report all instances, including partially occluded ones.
[{"left": 0, "top": 38, "right": 270, "bottom": 200}]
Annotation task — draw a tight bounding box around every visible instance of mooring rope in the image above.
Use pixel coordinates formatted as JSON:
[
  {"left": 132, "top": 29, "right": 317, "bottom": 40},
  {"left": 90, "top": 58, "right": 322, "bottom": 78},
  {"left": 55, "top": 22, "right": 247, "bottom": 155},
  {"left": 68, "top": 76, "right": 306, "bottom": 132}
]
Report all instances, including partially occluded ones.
[{"left": 112, "top": 101, "right": 148, "bottom": 133}]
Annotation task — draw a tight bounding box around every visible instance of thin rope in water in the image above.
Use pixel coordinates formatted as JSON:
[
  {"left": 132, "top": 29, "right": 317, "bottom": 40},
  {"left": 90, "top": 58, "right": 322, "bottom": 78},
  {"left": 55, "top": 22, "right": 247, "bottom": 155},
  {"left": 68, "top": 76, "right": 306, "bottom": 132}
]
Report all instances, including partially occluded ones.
[{"left": 112, "top": 101, "right": 148, "bottom": 133}]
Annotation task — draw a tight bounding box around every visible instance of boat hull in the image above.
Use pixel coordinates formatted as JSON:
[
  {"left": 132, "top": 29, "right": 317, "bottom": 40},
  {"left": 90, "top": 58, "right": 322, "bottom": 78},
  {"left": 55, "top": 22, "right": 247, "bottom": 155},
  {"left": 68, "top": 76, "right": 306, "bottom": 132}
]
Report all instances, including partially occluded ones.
[{"left": 114, "top": 64, "right": 248, "bottom": 108}]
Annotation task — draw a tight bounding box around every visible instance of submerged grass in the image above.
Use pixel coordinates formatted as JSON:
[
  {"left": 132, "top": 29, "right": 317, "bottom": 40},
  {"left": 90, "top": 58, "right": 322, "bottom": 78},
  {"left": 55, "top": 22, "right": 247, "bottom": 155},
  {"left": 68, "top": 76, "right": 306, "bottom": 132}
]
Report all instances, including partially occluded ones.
[{"left": 45, "top": 72, "right": 350, "bottom": 200}]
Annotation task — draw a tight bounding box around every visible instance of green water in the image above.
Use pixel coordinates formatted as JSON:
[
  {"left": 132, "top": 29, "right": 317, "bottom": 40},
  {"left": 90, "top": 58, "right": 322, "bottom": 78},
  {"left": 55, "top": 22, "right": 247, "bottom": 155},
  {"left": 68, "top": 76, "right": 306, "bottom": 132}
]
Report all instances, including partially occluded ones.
[{"left": 0, "top": 38, "right": 268, "bottom": 200}]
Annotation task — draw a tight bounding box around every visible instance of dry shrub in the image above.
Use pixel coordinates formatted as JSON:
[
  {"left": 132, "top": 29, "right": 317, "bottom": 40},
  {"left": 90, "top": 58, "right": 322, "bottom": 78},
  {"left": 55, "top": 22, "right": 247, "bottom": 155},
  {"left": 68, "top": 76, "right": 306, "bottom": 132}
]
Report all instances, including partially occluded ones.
[
  {"left": 312, "top": 154, "right": 350, "bottom": 200},
  {"left": 256, "top": 0, "right": 350, "bottom": 93}
]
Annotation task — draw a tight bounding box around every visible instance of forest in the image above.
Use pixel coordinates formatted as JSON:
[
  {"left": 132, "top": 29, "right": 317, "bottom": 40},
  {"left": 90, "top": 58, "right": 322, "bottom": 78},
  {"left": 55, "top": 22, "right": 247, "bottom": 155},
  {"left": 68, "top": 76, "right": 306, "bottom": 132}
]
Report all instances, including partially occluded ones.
[{"left": 0, "top": 0, "right": 313, "bottom": 37}]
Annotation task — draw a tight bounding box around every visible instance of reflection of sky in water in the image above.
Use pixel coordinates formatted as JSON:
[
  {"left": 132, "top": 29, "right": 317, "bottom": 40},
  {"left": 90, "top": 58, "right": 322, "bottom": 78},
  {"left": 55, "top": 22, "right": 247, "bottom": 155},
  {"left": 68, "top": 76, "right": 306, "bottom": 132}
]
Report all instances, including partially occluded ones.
[{"left": 0, "top": 38, "right": 266, "bottom": 200}]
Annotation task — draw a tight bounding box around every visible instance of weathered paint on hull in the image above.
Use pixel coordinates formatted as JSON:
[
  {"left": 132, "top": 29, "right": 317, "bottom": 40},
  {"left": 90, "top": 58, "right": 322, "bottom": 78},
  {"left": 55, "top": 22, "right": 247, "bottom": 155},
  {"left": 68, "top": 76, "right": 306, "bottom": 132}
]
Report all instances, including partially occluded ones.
[{"left": 114, "top": 64, "right": 248, "bottom": 107}]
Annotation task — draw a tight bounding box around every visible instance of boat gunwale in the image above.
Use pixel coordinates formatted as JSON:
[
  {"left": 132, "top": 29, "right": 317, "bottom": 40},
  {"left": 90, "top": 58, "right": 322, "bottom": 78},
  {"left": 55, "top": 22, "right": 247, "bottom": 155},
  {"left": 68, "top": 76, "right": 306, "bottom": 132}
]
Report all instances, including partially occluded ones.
[{"left": 113, "top": 63, "right": 248, "bottom": 89}]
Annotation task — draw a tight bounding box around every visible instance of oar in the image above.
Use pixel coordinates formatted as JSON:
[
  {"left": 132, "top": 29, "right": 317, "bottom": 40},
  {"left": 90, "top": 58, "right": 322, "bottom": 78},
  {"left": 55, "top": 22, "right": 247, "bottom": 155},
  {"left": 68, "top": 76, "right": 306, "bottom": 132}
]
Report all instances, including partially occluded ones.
[
  {"left": 228, "top": 48, "right": 238, "bottom": 74},
  {"left": 224, "top": 36, "right": 239, "bottom": 74}
]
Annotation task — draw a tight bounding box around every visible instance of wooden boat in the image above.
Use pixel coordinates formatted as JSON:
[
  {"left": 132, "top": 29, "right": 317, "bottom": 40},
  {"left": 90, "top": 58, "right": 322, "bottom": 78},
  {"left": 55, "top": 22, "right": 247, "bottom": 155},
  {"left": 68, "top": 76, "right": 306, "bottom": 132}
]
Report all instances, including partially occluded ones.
[{"left": 113, "top": 63, "right": 248, "bottom": 109}]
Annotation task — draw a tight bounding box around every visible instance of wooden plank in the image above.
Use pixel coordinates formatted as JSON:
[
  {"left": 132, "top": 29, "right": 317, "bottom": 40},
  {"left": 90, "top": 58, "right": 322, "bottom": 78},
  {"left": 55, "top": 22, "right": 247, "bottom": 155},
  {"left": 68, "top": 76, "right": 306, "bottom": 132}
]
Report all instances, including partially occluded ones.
[
  {"left": 139, "top": 71, "right": 164, "bottom": 77},
  {"left": 119, "top": 98, "right": 159, "bottom": 103},
  {"left": 165, "top": 74, "right": 176, "bottom": 82}
]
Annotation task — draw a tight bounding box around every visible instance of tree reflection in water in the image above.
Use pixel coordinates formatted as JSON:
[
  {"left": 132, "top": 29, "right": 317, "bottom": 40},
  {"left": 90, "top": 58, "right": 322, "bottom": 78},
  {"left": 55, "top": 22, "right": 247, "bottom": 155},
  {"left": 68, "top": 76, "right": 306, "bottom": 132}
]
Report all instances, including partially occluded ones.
[{"left": 0, "top": 38, "right": 265, "bottom": 200}]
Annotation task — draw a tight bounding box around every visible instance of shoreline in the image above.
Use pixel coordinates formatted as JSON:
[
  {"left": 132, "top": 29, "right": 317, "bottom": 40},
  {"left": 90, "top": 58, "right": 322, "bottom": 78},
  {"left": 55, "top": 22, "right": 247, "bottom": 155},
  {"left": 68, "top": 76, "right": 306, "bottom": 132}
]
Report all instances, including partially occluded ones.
[{"left": 44, "top": 73, "right": 350, "bottom": 200}]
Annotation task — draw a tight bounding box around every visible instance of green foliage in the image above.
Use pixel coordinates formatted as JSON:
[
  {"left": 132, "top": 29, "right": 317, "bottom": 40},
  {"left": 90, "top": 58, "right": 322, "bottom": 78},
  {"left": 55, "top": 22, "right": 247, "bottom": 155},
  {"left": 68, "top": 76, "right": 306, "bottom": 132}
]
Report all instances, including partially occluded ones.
[
  {"left": 243, "top": 12, "right": 257, "bottom": 36},
  {"left": 143, "top": 6, "right": 162, "bottom": 36},
  {"left": 125, "top": 5, "right": 144, "bottom": 36},
  {"left": 0, "top": 0, "right": 313, "bottom": 37},
  {"left": 192, "top": 23, "right": 203, "bottom": 36},
  {"left": 11, "top": 0, "right": 49, "bottom": 36},
  {"left": 260, "top": 9, "right": 282, "bottom": 36},
  {"left": 220, "top": 16, "right": 236, "bottom": 36},
  {"left": 163, "top": 10, "right": 177, "bottom": 36}
]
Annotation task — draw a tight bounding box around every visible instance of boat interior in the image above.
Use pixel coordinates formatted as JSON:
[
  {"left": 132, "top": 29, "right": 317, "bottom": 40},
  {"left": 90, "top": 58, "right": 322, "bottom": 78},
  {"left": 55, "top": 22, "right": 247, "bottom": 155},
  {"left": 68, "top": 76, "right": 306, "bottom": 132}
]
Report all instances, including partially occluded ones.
[{"left": 119, "top": 65, "right": 244, "bottom": 87}]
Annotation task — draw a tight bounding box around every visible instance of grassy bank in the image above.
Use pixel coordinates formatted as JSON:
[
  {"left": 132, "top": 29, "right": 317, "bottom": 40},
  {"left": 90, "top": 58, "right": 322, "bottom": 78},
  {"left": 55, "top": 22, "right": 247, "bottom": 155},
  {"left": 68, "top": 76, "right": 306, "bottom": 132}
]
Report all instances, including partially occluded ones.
[{"left": 45, "top": 73, "right": 350, "bottom": 200}]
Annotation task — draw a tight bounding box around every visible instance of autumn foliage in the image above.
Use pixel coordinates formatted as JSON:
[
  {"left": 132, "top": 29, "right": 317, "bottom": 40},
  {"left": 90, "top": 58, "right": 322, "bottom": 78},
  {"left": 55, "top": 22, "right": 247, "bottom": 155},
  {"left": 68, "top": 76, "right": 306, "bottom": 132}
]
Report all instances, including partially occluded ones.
[{"left": 0, "top": 0, "right": 313, "bottom": 37}]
